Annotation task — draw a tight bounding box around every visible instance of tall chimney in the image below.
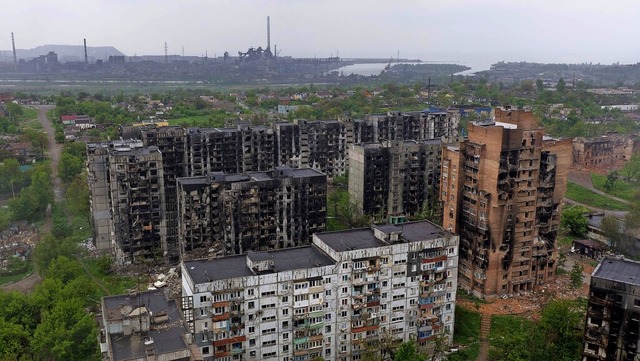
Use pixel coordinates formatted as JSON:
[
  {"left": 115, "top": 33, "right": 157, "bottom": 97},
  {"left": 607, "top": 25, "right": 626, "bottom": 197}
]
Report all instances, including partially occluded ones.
[
  {"left": 11, "top": 32, "right": 17, "bottom": 65},
  {"left": 84, "top": 38, "right": 88, "bottom": 64},
  {"left": 267, "top": 16, "right": 271, "bottom": 50}
]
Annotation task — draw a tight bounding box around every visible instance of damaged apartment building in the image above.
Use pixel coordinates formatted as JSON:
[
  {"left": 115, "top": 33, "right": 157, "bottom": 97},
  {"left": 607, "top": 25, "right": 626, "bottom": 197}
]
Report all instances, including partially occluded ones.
[
  {"left": 582, "top": 257, "right": 640, "bottom": 361},
  {"left": 348, "top": 139, "right": 443, "bottom": 224},
  {"left": 88, "top": 140, "right": 167, "bottom": 264},
  {"left": 181, "top": 220, "right": 458, "bottom": 361},
  {"left": 441, "top": 107, "right": 571, "bottom": 298},
  {"left": 88, "top": 110, "right": 459, "bottom": 263},
  {"left": 177, "top": 167, "right": 326, "bottom": 259},
  {"left": 573, "top": 134, "right": 638, "bottom": 170}
]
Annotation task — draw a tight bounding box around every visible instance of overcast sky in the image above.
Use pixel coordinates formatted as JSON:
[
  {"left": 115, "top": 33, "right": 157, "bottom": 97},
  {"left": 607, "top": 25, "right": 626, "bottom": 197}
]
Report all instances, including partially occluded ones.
[{"left": 3, "top": 0, "right": 639, "bottom": 68}]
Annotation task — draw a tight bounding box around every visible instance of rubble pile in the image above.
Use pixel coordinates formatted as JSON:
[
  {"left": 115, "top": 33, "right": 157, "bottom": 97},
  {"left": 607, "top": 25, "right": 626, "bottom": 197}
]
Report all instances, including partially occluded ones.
[
  {"left": 0, "top": 226, "right": 38, "bottom": 273},
  {"left": 459, "top": 274, "right": 589, "bottom": 319}
]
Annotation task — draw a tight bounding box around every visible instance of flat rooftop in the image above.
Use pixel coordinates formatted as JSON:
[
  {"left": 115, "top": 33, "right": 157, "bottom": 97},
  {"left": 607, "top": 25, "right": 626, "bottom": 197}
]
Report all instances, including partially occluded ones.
[
  {"left": 184, "top": 255, "right": 254, "bottom": 284},
  {"left": 316, "top": 228, "right": 388, "bottom": 252},
  {"left": 316, "top": 221, "right": 444, "bottom": 252},
  {"left": 184, "top": 246, "right": 335, "bottom": 284},
  {"left": 102, "top": 290, "right": 189, "bottom": 361},
  {"left": 276, "top": 167, "right": 325, "bottom": 178},
  {"left": 248, "top": 246, "right": 336, "bottom": 273},
  {"left": 593, "top": 257, "right": 640, "bottom": 286}
]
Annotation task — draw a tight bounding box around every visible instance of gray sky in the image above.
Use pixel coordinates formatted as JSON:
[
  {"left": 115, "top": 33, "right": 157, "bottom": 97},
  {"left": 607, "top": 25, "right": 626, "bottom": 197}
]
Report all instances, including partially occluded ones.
[{"left": 3, "top": 0, "right": 639, "bottom": 68}]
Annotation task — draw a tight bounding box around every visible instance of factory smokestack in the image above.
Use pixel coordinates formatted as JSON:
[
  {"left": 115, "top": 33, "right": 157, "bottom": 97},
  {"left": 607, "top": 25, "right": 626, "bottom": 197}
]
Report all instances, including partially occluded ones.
[
  {"left": 11, "top": 32, "right": 17, "bottom": 66},
  {"left": 267, "top": 16, "right": 271, "bottom": 50},
  {"left": 84, "top": 38, "right": 88, "bottom": 64}
]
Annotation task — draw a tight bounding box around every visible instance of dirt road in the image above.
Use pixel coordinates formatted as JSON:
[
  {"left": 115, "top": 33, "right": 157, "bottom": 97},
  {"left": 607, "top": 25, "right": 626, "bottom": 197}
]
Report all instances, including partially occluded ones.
[
  {"left": 36, "top": 105, "right": 64, "bottom": 203},
  {"left": 1, "top": 106, "right": 59, "bottom": 293}
]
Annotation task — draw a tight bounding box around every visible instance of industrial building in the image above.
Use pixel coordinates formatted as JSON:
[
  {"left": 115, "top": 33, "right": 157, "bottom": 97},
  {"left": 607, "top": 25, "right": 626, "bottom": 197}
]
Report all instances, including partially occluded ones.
[
  {"left": 583, "top": 257, "right": 640, "bottom": 361},
  {"left": 348, "top": 139, "right": 442, "bottom": 223},
  {"left": 441, "top": 107, "right": 572, "bottom": 298},
  {"left": 88, "top": 140, "right": 167, "bottom": 264},
  {"left": 180, "top": 220, "right": 459, "bottom": 361},
  {"left": 177, "top": 167, "right": 327, "bottom": 259}
]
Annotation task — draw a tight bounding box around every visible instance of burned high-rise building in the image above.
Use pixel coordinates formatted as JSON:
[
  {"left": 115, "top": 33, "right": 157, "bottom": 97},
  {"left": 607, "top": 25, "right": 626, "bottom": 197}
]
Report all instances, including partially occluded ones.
[
  {"left": 441, "top": 108, "right": 571, "bottom": 298},
  {"left": 582, "top": 257, "right": 640, "bottom": 361},
  {"left": 88, "top": 110, "right": 459, "bottom": 262},
  {"left": 177, "top": 167, "right": 326, "bottom": 258},
  {"left": 353, "top": 110, "right": 459, "bottom": 144},
  {"left": 139, "top": 126, "right": 186, "bottom": 258},
  {"left": 87, "top": 140, "right": 166, "bottom": 264},
  {"left": 349, "top": 139, "right": 443, "bottom": 223},
  {"left": 303, "top": 120, "right": 350, "bottom": 178},
  {"left": 184, "top": 127, "right": 244, "bottom": 176}
]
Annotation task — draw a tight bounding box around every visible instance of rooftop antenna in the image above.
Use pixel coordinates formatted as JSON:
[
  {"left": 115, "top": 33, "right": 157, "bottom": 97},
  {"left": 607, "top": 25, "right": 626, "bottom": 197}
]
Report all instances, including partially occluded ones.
[
  {"left": 164, "top": 42, "right": 168, "bottom": 64},
  {"left": 267, "top": 16, "right": 271, "bottom": 51},
  {"left": 83, "top": 38, "right": 88, "bottom": 64},
  {"left": 11, "top": 32, "right": 17, "bottom": 67},
  {"left": 397, "top": 50, "right": 400, "bottom": 63}
]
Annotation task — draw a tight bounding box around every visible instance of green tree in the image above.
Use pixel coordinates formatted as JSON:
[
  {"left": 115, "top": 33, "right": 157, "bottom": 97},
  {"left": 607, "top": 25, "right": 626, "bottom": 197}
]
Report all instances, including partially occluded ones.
[
  {"left": 58, "top": 153, "right": 84, "bottom": 183},
  {"left": 604, "top": 170, "right": 619, "bottom": 191},
  {"left": 600, "top": 215, "right": 623, "bottom": 250},
  {"left": 0, "top": 158, "right": 21, "bottom": 198},
  {"left": 45, "top": 256, "right": 83, "bottom": 284},
  {"left": 570, "top": 262, "right": 584, "bottom": 289},
  {"left": 556, "top": 78, "right": 566, "bottom": 93},
  {"left": 621, "top": 152, "right": 640, "bottom": 182},
  {"left": 0, "top": 319, "right": 30, "bottom": 360},
  {"left": 394, "top": 341, "right": 427, "bottom": 361},
  {"left": 32, "top": 235, "right": 80, "bottom": 274},
  {"left": 560, "top": 206, "right": 588, "bottom": 236},
  {"left": 22, "top": 129, "right": 48, "bottom": 159},
  {"left": 9, "top": 170, "right": 53, "bottom": 222},
  {"left": 519, "top": 80, "right": 535, "bottom": 93},
  {"left": 66, "top": 173, "right": 90, "bottom": 217},
  {"left": 4, "top": 102, "right": 23, "bottom": 118},
  {"left": 32, "top": 298, "right": 98, "bottom": 361},
  {"left": 538, "top": 300, "right": 585, "bottom": 361},
  {"left": 63, "top": 142, "right": 87, "bottom": 159},
  {"left": 536, "top": 79, "right": 544, "bottom": 93}
]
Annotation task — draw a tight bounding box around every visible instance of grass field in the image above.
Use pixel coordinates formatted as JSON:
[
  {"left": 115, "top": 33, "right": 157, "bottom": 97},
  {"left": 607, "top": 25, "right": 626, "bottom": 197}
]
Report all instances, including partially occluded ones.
[
  {"left": 591, "top": 173, "right": 638, "bottom": 201},
  {"left": 565, "top": 182, "right": 628, "bottom": 211},
  {"left": 454, "top": 305, "right": 481, "bottom": 343},
  {"left": 448, "top": 305, "right": 481, "bottom": 360},
  {"left": 488, "top": 314, "right": 536, "bottom": 359},
  {"left": 83, "top": 257, "right": 136, "bottom": 297}
]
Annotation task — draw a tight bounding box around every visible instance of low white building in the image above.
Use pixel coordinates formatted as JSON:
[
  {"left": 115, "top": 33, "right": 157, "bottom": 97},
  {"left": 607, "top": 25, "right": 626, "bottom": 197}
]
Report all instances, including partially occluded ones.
[{"left": 181, "top": 220, "right": 459, "bottom": 361}]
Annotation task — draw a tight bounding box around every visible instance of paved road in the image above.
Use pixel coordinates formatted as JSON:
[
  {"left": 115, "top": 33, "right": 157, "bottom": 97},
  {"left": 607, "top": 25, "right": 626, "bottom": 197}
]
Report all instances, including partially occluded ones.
[
  {"left": 566, "top": 170, "right": 629, "bottom": 219},
  {"left": 568, "top": 170, "right": 630, "bottom": 206}
]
